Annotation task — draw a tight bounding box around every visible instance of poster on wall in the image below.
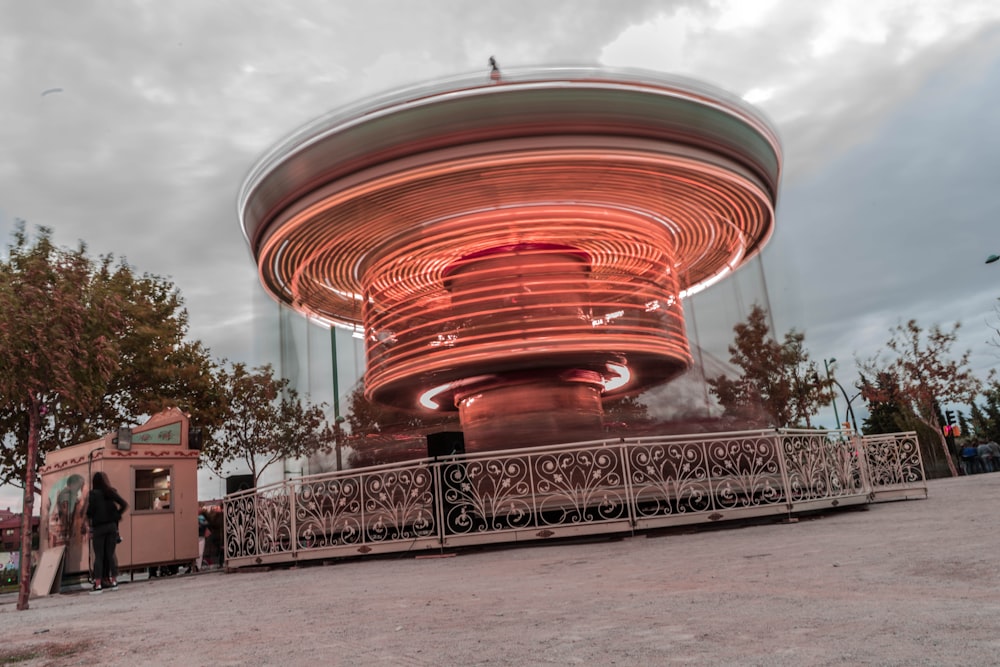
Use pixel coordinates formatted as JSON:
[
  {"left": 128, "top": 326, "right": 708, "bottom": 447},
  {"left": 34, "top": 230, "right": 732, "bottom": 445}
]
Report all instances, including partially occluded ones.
[{"left": 47, "top": 473, "right": 88, "bottom": 548}]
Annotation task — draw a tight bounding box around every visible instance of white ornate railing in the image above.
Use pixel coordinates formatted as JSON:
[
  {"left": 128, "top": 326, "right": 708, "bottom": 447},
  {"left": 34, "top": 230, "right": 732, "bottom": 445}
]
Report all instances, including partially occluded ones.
[
  {"left": 224, "top": 429, "right": 925, "bottom": 569},
  {"left": 860, "top": 431, "right": 926, "bottom": 500}
]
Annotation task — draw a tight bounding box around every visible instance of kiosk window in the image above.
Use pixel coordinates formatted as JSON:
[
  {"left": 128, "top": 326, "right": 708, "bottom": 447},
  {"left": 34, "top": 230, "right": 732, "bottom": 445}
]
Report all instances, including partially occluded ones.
[{"left": 135, "top": 467, "right": 172, "bottom": 511}]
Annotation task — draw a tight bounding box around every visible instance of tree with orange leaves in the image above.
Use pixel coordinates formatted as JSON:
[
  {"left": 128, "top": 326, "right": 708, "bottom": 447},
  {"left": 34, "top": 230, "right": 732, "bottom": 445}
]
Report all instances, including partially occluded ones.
[{"left": 859, "top": 319, "right": 984, "bottom": 478}]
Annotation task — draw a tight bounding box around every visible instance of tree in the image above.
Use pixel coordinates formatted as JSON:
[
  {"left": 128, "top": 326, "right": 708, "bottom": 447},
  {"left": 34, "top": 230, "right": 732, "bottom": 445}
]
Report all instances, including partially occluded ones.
[
  {"left": 53, "top": 266, "right": 226, "bottom": 448},
  {"left": 603, "top": 394, "right": 650, "bottom": 427},
  {"left": 0, "top": 262, "right": 226, "bottom": 489},
  {"left": 200, "top": 363, "right": 335, "bottom": 485},
  {"left": 859, "top": 319, "right": 983, "bottom": 477},
  {"left": 968, "top": 380, "right": 1000, "bottom": 443},
  {"left": 338, "top": 381, "right": 460, "bottom": 467},
  {"left": 707, "top": 305, "right": 830, "bottom": 428},
  {"left": 988, "top": 298, "right": 1000, "bottom": 352},
  {"left": 346, "top": 384, "right": 419, "bottom": 435},
  {"left": 344, "top": 381, "right": 457, "bottom": 437},
  {"left": 859, "top": 371, "right": 906, "bottom": 434},
  {"left": 0, "top": 223, "right": 225, "bottom": 610},
  {"left": 0, "top": 226, "right": 125, "bottom": 610}
]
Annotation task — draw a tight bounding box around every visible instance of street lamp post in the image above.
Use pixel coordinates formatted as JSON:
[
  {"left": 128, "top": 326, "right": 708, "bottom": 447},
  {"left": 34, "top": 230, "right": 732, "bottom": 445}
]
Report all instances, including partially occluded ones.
[
  {"left": 331, "top": 327, "right": 344, "bottom": 471},
  {"left": 846, "top": 391, "right": 861, "bottom": 433},
  {"left": 823, "top": 358, "right": 842, "bottom": 431},
  {"left": 831, "top": 382, "right": 861, "bottom": 433},
  {"left": 334, "top": 415, "right": 346, "bottom": 471}
]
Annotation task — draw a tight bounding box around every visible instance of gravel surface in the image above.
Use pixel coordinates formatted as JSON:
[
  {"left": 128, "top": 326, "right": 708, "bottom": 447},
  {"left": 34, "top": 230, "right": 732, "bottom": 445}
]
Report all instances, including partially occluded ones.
[{"left": 3, "top": 474, "right": 999, "bottom": 666}]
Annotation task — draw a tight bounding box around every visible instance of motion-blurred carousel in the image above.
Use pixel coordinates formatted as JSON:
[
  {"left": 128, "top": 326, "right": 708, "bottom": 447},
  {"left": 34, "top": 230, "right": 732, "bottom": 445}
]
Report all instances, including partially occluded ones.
[{"left": 239, "top": 66, "right": 781, "bottom": 454}]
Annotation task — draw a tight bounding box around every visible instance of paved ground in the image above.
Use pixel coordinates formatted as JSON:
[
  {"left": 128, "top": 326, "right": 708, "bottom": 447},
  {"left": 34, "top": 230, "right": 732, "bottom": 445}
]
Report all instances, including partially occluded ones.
[{"left": 2, "top": 474, "right": 999, "bottom": 666}]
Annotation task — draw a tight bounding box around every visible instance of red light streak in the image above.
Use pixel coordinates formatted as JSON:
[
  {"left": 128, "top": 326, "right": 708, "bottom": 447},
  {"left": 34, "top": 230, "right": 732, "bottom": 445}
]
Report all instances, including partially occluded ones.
[{"left": 240, "top": 68, "right": 781, "bottom": 453}]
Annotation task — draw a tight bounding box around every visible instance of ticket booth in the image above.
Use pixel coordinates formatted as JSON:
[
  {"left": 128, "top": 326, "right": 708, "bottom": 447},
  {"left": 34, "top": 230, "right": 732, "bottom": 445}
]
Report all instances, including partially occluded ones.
[{"left": 38, "top": 408, "right": 201, "bottom": 585}]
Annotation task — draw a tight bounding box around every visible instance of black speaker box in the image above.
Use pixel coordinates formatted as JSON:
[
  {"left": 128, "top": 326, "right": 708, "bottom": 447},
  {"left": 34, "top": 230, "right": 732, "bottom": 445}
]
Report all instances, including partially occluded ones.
[
  {"left": 427, "top": 431, "right": 465, "bottom": 458},
  {"left": 226, "top": 474, "right": 255, "bottom": 495}
]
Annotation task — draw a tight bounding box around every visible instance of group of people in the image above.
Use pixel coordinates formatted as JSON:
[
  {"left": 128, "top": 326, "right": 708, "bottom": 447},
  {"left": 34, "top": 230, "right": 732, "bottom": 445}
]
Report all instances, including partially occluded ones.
[{"left": 959, "top": 440, "right": 1000, "bottom": 475}]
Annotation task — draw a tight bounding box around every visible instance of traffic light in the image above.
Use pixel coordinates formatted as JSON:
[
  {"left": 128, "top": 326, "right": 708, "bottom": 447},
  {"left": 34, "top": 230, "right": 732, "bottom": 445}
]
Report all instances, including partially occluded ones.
[
  {"left": 945, "top": 410, "right": 956, "bottom": 427},
  {"left": 942, "top": 425, "right": 952, "bottom": 436}
]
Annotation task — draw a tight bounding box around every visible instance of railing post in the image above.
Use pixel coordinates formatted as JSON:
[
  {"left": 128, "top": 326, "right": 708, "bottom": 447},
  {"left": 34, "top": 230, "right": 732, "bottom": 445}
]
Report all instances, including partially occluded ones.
[
  {"left": 774, "top": 430, "right": 793, "bottom": 516},
  {"left": 358, "top": 470, "right": 367, "bottom": 551},
  {"left": 916, "top": 431, "right": 928, "bottom": 488},
  {"left": 252, "top": 489, "right": 261, "bottom": 558},
  {"left": 854, "top": 433, "right": 873, "bottom": 499},
  {"left": 432, "top": 460, "right": 445, "bottom": 547},
  {"left": 702, "top": 438, "right": 715, "bottom": 514},
  {"left": 527, "top": 451, "right": 539, "bottom": 528},
  {"left": 620, "top": 439, "right": 636, "bottom": 533},
  {"left": 288, "top": 479, "right": 297, "bottom": 556},
  {"left": 222, "top": 496, "right": 230, "bottom": 563}
]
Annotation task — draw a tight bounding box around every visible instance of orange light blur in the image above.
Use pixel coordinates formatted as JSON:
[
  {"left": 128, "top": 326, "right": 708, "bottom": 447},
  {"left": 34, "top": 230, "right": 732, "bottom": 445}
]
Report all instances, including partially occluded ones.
[{"left": 239, "top": 67, "right": 781, "bottom": 452}]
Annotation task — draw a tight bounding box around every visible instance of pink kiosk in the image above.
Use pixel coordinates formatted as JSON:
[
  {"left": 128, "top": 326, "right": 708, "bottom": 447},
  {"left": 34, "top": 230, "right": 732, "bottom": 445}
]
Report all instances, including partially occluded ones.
[{"left": 37, "top": 408, "right": 201, "bottom": 588}]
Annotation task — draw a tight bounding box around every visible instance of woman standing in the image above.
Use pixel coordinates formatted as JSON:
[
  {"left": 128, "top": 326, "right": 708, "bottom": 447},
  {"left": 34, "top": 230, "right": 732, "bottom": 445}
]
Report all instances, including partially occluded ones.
[{"left": 85, "top": 471, "right": 128, "bottom": 593}]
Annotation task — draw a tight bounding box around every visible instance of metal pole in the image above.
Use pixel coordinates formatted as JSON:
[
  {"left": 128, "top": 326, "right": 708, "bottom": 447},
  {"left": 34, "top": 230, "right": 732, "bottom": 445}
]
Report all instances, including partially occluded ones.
[
  {"left": 331, "top": 328, "right": 342, "bottom": 471},
  {"left": 830, "top": 378, "right": 861, "bottom": 433},
  {"left": 685, "top": 296, "right": 713, "bottom": 413},
  {"left": 824, "top": 359, "right": 842, "bottom": 430},
  {"left": 842, "top": 389, "right": 861, "bottom": 433}
]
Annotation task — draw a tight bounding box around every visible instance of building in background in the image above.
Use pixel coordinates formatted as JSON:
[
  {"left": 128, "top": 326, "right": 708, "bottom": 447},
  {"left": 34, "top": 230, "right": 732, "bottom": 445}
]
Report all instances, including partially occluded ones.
[{"left": 1, "top": 508, "right": 39, "bottom": 591}]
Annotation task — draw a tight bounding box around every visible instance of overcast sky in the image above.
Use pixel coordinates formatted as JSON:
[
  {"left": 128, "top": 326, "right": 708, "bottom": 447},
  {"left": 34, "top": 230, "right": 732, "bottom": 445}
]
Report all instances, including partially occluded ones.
[{"left": 3, "top": 1, "right": 1000, "bottom": 510}]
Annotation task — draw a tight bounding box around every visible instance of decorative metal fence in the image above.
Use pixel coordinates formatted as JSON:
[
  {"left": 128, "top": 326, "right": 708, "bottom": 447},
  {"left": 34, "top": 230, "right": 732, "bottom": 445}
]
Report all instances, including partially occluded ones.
[{"left": 224, "top": 429, "right": 925, "bottom": 569}]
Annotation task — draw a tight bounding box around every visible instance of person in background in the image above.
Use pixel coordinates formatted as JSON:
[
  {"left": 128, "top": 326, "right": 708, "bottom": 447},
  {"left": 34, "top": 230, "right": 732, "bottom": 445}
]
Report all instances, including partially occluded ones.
[
  {"left": 976, "top": 441, "right": 994, "bottom": 473},
  {"left": 960, "top": 443, "right": 979, "bottom": 475},
  {"left": 85, "top": 471, "right": 128, "bottom": 594},
  {"left": 196, "top": 513, "right": 211, "bottom": 571},
  {"left": 988, "top": 441, "right": 1000, "bottom": 472}
]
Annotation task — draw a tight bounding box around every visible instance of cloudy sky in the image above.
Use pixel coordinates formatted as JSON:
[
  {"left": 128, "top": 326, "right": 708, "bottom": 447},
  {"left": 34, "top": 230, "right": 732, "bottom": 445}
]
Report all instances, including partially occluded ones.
[{"left": 3, "top": 1, "right": 1000, "bottom": 509}]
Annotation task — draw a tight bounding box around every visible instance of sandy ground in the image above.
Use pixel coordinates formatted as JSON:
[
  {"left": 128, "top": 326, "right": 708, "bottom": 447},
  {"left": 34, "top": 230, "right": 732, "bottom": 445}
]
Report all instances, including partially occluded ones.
[{"left": 2, "top": 474, "right": 999, "bottom": 666}]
